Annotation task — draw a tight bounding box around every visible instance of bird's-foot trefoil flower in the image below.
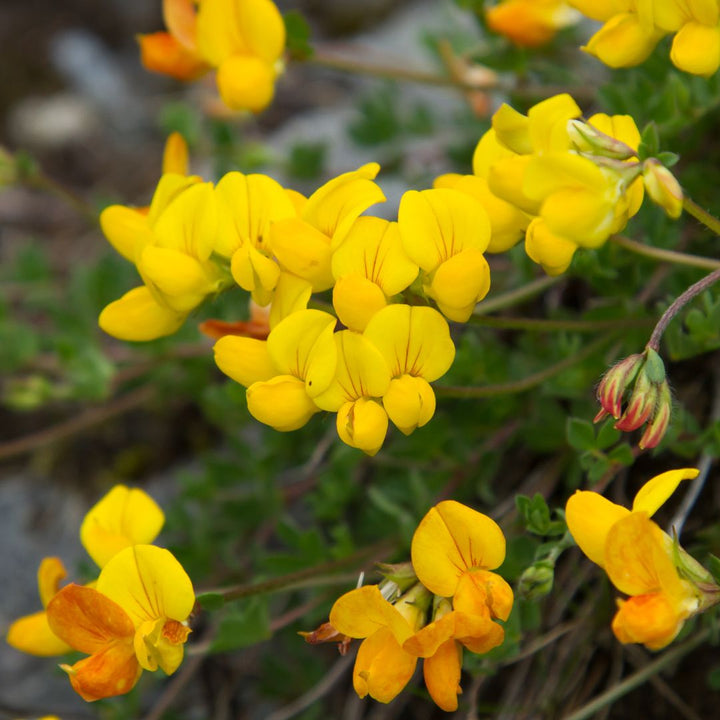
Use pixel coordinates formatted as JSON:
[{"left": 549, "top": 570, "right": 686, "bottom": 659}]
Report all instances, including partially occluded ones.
[
  {"left": 139, "top": 0, "right": 287, "bottom": 113},
  {"left": 6, "top": 485, "right": 166, "bottom": 658},
  {"left": 485, "top": 0, "right": 580, "bottom": 47},
  {"left": 566, "top": 468, "right": 720, "bottom": 650},
  {"left": 46, "top": 545, "right": 194, "bottom": 701}
]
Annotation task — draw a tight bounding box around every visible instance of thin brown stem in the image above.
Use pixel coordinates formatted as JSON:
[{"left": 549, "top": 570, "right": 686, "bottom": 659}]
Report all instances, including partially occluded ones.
[
  {"left": 437, "top": 332, "right": 616, "bottom": 399},
  {"left": 647, "top": 266, "right": 720, "bottom": 350}
]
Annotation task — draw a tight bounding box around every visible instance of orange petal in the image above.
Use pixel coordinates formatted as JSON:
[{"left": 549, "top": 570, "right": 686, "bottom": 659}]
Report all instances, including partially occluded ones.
[
  {"left": 611, "top": 594, "right": 685, "bottom": 650},
  {"left": 163, "top": 0, "right": 198, "bottom": 50},
  {"left": 423, "top": 639, "right": 462, "bottom": 712},
  {"left": 46, "top": 585, "right": 134, "bottom": 654},
  {"left": 138, "top": 32, "right": 208, "bottom": 81},
  {"left": 61, "top": 640, "right": 141, "bottom": 701},
  {"left": 453, "top": 570, "right": 514, "bottom": 622},
  {"left": 353, "top": 627, "right": 418, "bottom": 704}
]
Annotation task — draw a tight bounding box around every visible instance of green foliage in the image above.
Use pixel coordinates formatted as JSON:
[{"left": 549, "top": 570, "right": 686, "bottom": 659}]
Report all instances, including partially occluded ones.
[{"left": 284, "top": 10, "right": 313, "bottom": 59}]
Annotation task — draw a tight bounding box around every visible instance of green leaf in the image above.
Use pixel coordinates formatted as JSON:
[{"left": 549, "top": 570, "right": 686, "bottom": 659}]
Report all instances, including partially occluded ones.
[
  {"left": 196, "top": 592, "right": 226, "bottom": 611},
  {"left": 211, "top": 597, "right": 271, "bottom": 652},
  {"left": 284, "top": 10, "right": 313, "bottom": 59},
  {"left": 608, "top": 444, "right": 635, "bottom": 466},
  {"left": 639, "top": 121, "right": 660, "bottom": 160},
  {"left": 596, "top": 419, "right": 621, "bottom": 450},
  {"left": 566, "top": 418, "right": 596, "bottom": 451}
]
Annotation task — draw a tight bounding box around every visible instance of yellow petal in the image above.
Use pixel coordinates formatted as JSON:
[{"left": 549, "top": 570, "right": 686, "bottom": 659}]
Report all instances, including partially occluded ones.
[
  {"left": 217, "top": 55, "right": 276, "bottom": 113},
  {"left": 429, "top": 247, "right": 491, "bottom": 321},
  {"left": 631, "top": 468, "right": 699, "bottom": 516},
  {"left": 583, "top": 14, "right": 663, "bottom": 68},
  {"left": 524, "top": 217, "right": 578, "bottom": 275},
  {"left": 231, "top": 245, "right": 281, "bottom": 294},
  {"left": 162, "top": 132, "right": 189, "bottom": 175},
  {"left": 487, "top": 155, "right": 540, "bottom": 214},
  {"left": 100, "top": 206, "right": 154, "bottom": 263},
  {"left": 214, "top": 335, "right": 276, "bottom": 387},
  {"left": 80, "top": 485, "right": 165, "bottom": 569},
  {"left": 491, "top": 103, "right": 532, "bottom": 154},
  {"left": 331, "top": 216, "right": 418, "bottom": 296},
  {"left": 472, "top": 128, "right": 518, "bottom": 179},
  {"left": 398, "top": 189, "right": 491, "bottom": 272},
  {"left": 270, "top": 217, "right": 334, "bottom": 291},
  {"left": 38, "top": 556, "right": 68, "bottom": 608},
  {"left": 329, "top": 585, "right": 413, "bottom": 644},
  {"left": 670, "top": 21, "right": 720, "bottom": 76},
  {"left": 423, "top": 639, "right": 462, "bottom": 712},
  {"left": 7, "top": 610, "right": 72, "bottom": 656},
  {"left": 332, "top": 274, "right": 388, "bottom": 332},
  {"left": 364, "top": 304, "right": 456, "bottom": 381},
  {"left": 215, "top": 171, "right": 296, "bottom": 258},
  {"left": 140, "top": 246, "right": 218, "bottom": 312},
  {"left": 147, "top": 173, "right": 200, "bottom": 227},
  {"left": 336, "top": 398, "right": 389, "bottom": 456},
  {"left": 96, "top": 545, "right": 195, "bottom": 627},
  {"left": 604, "top": 513, "right": 685, "bottom": 598},
  {"left": 268, "top": 272, "right": 313, "bottom": 329},
  {"left": 99, "top": 286, "right": 186, "bottom": 341},
  {"left": 527, "top": 93, "right": 582, "bottom": 153},
  {"left": 353, "top": 627, "right": 418, "bottom": 703},
  {"left": 301, "top": 164, "right": 385, "bottom": 248},
  {"left": 439, "top": 174, "right": 528, "bottom": 253},
  {"left": 411, "top": 501, "right": 506, "bottom": 597},
  {"left": 267, "top": 309, "right": 337, "bottom": 389},
  {"left": 152, "top": 181, "right": 218, "bottom": 261},
  {"left": 565, "top": 490, "right": 630, "bottom": 568},
  {"left": 383, "top": 374, "right": 436, "bottom": 434},
  {"left": 246, "top": 375, "right": 320, "bottom": 431}
]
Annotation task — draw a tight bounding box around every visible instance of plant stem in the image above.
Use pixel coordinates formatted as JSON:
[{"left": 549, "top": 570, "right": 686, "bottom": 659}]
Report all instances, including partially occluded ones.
[
  {"left": 561, "top": 626, "right": 711, "bottom": 720},
  {"left": 305, "top": 49, "right": 496, "bottom": 91},
  {"left": 610, "top": 235, "right": 720, "bottom": 270},
  {"left": 683, "top": 197, "right": 720, "bottom": 236},
  {"left": 468, "top": 315, "right": 652, "bottom": 333},
  {"left": 647, "top": 266, "right": 720, "bottom": 350},
  {"left": 474, "top": 275, "right": 562, "bottom": 316},
  {"left": 437, "top": 332, "right": 616, "bottom": 399},
  {"left": 208, "top": 539, "right": 395, "bottom": 602}
]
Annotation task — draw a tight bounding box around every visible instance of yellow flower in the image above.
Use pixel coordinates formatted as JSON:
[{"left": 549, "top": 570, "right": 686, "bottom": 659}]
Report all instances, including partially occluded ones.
[
  {"left": 6, "top": 558, "right": 73, "bottom": 656},
  {"left": 214, "top": 309, "right": 338, "bottom": 431},
  {"left": 139, "top": 0, "right": 286, "bottom": 113},
  {"left": 485, "top": 0, "right": 579, "bottom": 47},
  {"left": 271, "top": 164, "right": 385, "bottom": 291},
  {"left": 565, "top": 469, "right": 704, "bottom": 649},
  {"left": 214, "top": 171, "right": 298, "bottom": 306},
  {"left": 363, "top": 304, "right": 455, "bottom": 435},
  {"left": 80, "top": 484, "right": 165, "bottom": 569},
  {"left": 46, "top": 545, "right": 194, "bottom": 701},
  {"left": 6, "top": 485, "right": 165, "bottom": 658},
  {"left": 398, "top": 188, "right": 491, "bottom": 322},
  {"left": 313, "top": 330, "right": 392, "bottom": 455},
  {"left": 331, "top": 216, "right": 418, "bottom": 331},
  {"left": 99, "top": 176, "right": 225, "bottom": 341}
]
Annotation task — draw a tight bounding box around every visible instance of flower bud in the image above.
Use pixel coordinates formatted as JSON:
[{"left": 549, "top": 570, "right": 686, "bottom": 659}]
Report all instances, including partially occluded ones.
[
  {"left": 643, "top": 158, "right": 683, "bottom": 219},
  {"left": 376, "top": 562, "right": 418, "bottom": 594},
  {"left": 595, "top": 353, "right": 644, "bottom": 419},
  {"left": 568, "top": 119, "right": 637, "bottom": 160},
  {"left": 518, "top": 561, "right": 555, "bottom": 600},
  {"left": 393, "top": 583, "right": 432, "bottom": 632},
  {"left": 596, "top": 347, "right": 673, "bottom": 448}
]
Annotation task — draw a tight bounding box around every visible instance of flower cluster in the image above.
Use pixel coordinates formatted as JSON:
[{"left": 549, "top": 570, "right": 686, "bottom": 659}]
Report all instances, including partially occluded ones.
[
  {"left": 6, "top": 485, "right": 194, "bottom": 701},
  {"left": 139, "top": 0, "right": 286, "bottom": 112},
  {"left": 100, "top": 134, "right": 500, "bottom": 454},
  {"left": 485, "top": 0, "right": 580, "bottom": 47},
  {"left": 305, "top": 501, "right": 513, "bottom": 711},
  {"left": 569, "top": 0, "right": 720, "bottom": 76},
  {"left": 440, "top": 93, "right": 682, "bottom": 275},
  {"left": 566, "top": 469, "right": 719, "bottom": 649}
]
